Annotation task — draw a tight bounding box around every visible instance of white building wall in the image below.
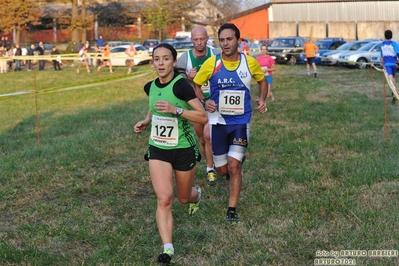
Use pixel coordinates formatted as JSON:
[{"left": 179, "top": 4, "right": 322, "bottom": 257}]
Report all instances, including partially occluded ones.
[{"left": 270, "top": 1, "right": 399, "bottom": 22}]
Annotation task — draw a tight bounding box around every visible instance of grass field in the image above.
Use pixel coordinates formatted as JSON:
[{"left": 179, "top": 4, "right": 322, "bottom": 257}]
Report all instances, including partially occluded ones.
[{"left": 1, "top": 63, "right": 399, "bottom": 266}]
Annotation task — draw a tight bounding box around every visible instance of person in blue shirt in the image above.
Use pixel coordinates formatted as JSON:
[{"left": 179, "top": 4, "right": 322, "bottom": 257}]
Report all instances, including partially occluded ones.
[
  {"left": 381, "top": 29, "right": 399, "bottom": 104},
  {"left": 97, "top": 35, "right": 104, "bottom": 47}
]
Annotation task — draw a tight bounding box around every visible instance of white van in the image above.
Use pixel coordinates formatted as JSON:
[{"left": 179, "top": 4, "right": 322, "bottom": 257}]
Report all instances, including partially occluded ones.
[{"left": 175, "top": 31, "right": 191, "bottom": 41}]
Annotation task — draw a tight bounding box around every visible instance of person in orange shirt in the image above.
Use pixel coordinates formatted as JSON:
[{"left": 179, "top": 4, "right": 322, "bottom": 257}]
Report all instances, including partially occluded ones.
[
  {"left": 303, "top": 38, "right": 319, "bottom": 78},
  {"left": 98, "top": 43, "right": 113, "bottom": 73}
]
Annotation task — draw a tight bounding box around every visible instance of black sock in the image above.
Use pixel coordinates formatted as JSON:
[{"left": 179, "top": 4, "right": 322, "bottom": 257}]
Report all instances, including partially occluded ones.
[{"left": 227, "top": 207, "right": 236, "bottom": 215}]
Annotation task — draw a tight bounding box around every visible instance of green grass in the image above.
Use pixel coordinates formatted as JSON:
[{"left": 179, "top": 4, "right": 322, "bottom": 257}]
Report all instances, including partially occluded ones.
[{"left": 1, "top": 63, "right": 399, "bottom": 265}]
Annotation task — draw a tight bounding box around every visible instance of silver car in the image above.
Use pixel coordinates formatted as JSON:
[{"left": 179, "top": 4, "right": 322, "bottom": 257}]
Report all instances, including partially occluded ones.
[
  {"left": 370, "top": 54, "right": 382, "bottom": 69},
  {"left": 338, "top": 41, "right": 382, "bottom": 69},
  {"left": 321, "top": 40, "right": 372, "bottom": 65}
]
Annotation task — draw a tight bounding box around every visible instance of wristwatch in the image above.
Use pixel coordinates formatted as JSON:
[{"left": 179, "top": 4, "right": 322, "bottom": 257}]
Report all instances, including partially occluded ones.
[{"left": 176, "top": 107, "right": 184, "bottom": 117}]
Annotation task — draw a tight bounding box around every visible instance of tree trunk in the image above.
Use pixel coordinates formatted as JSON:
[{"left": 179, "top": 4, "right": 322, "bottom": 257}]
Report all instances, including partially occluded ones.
[
  {"left": 81, "top": 0, "right": 86, "bottom": 43},
  {"left": 71, "top": 0, "right": 79, "bottom": 42},
  {"left": 15, "top": 28, "right": 21, "bottom": 44}
]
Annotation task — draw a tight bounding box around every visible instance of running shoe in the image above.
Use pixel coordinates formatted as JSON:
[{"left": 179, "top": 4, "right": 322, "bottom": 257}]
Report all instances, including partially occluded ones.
[
  {"left": 270, "top": 92, "right": 275, "bottom": 101},
  {"left": 206, "top": 170, "right": 217, "bottom": 186},
  {"left": 226, "top": 211, "right": 241, "bottom": 224},
  {"left": 188, "top": 186, "right": 201, "bottom": 215},
  {"left": 158, "top": 248, "right": 174, "bottom": 264}
]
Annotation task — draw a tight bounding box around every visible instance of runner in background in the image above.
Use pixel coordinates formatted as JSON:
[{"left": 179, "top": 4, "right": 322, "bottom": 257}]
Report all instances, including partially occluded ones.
[
  {"left": 256, "top": 44, "right": 276, "bottom": 101},
  {"left": 380, "top": 29, "right": 399, "bottom": 104},
  {"left": 177, "top": 26, "right": 219, "bottom": 186},
  {"left": 125, "top": 43, "right": 137, "bottom": 74},
  {"left": 303, "top": 38, "right": 319, "bottom": 77}
]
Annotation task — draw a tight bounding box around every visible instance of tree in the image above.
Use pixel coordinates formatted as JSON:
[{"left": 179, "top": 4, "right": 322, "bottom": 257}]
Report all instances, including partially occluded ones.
[
  {"left": 91, "top": 1, "right": 138, "bottom": 27},
  {"left": 0, "top": 0, "right": 41, "bottom": 44},
  {"left": 70, "top": 0, "right": 95, "bottom": 43},
  {"left": 198, "top": 0, "right": 250, "bottom": 40},
  {"left": 140, "top": 0, "right": 198, "bottom": 40}
]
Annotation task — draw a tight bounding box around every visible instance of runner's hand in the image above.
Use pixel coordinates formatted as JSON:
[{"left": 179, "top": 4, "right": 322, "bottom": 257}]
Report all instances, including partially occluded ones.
[
  {"left": 256, "top": 99, "right": 267, "bottom": 114},
  {"left": 204, "top": 99, "right": 217, "bottom": 113}
]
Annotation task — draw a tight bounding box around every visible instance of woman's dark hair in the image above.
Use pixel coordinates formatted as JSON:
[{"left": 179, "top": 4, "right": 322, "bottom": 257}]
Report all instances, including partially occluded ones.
[
  {"left": 218, "top": 23, "right": 240, "bottom": 40},
  {"left": 151, "top": 43, "right": 187, "bottom": 78},
  {"left": 152, "top": 43, "right": 177, "bottom": 60}
]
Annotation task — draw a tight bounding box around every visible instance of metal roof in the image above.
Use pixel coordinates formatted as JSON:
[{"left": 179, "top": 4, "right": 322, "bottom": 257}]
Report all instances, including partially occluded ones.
[{"left": 272, "top": 0, "right": 392, "bottom": 3}]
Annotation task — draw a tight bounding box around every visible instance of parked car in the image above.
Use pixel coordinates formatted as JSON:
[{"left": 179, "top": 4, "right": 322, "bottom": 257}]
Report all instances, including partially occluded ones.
[
  {"left": 320, "top": 40, "right": 373, "bottom": 65},
  {"left": 267, "top": 36, "right": 306, "bottom": 65},
  {"left": 107, "top": 41, "right": 123, "bottom": 48},
  {"left": 370, "top": 54, "right": 382, "bottom": 69},
  {"left": 162, "top": 39, "right": 175, "bottom": 44},
  {"left": 259, "top": 38, "right": 274, "bottom": 46},
  {"left": 143, "top": 39, "right": 160, "bottom": 54},
  {"left": 338, "top": 41, "right": 382, "bottom": 69},
  {"left": 299, "top": 38, "right": 346, "bottom": 64},
  {"left": 248, "top": 43, "right": 261, "bottom": 57},
  {"left": 143, "top": 39, "right": 160, "bottom": 48},
  {"left": 94, "top": 44, "right": 151, "bottom": 67}
]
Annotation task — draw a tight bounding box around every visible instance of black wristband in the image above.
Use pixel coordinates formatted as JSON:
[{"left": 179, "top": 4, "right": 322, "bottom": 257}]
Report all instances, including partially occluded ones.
[{"left": 200, "top": 97, "right": 209, "bottom": 107}]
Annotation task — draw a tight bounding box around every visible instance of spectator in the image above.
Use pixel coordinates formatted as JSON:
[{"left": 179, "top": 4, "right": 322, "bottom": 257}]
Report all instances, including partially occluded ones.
[
  {"left": 14, "top": 44, "right": 22, "bottom": 71},
  {"left": 72, "top": 41, "right": 80, "bottom": 67},
  {"left": 21, "top": 45, "right": 27, "bottom": 66},
  {"left": 27, "top": 44, "right": 35, "bottom": 71},
  {"left": 148, "top": 41, "right": 155, "bottom": 54},
  {"left": 3, "top": 36, "right": 9, "bottom": 50},
  {"left": 51, "top": 46, "right": 62, "bottom": 71},
  {"left": 0, "top": 45, "right": 7, "bottom": 73},
  {"left": 35, "top": 42, "right": 45, "bottom": 70},
  {"left": 7, "top": 46, "right": 14, "bottom": 71},
  {"left": 238, "top": 38, "right": 249, "bottom": 55},
  {"left": 97, "top": 35, "right": 104, "bottom": 47}
]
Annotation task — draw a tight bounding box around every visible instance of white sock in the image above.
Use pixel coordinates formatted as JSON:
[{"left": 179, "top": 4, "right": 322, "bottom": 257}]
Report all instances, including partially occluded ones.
[
  {"left": 206, "top": 167, "right": 214, "bottom": 173},
  {"left": 164, "top": 243, "right": 174, "bottom": 253}
]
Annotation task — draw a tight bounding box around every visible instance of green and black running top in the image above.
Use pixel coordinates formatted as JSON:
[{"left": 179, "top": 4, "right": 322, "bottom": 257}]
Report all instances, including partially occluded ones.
[
  {"left": 144, "top": 73, "right": 197, "bottom": 150},
  {"left": 188, "top": 47, "right": 215, "bottom": 99},
  {"left": 188, "top": 47, "right": 214, "bottom": 72}
]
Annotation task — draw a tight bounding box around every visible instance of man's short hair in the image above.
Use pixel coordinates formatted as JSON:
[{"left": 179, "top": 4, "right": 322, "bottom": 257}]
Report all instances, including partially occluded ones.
[
  {"left": 385, "top": 30, "right": 393, "bottom": 40},
  {"left": 218, "top": 23, "right": 240, "bottom": 40}
]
